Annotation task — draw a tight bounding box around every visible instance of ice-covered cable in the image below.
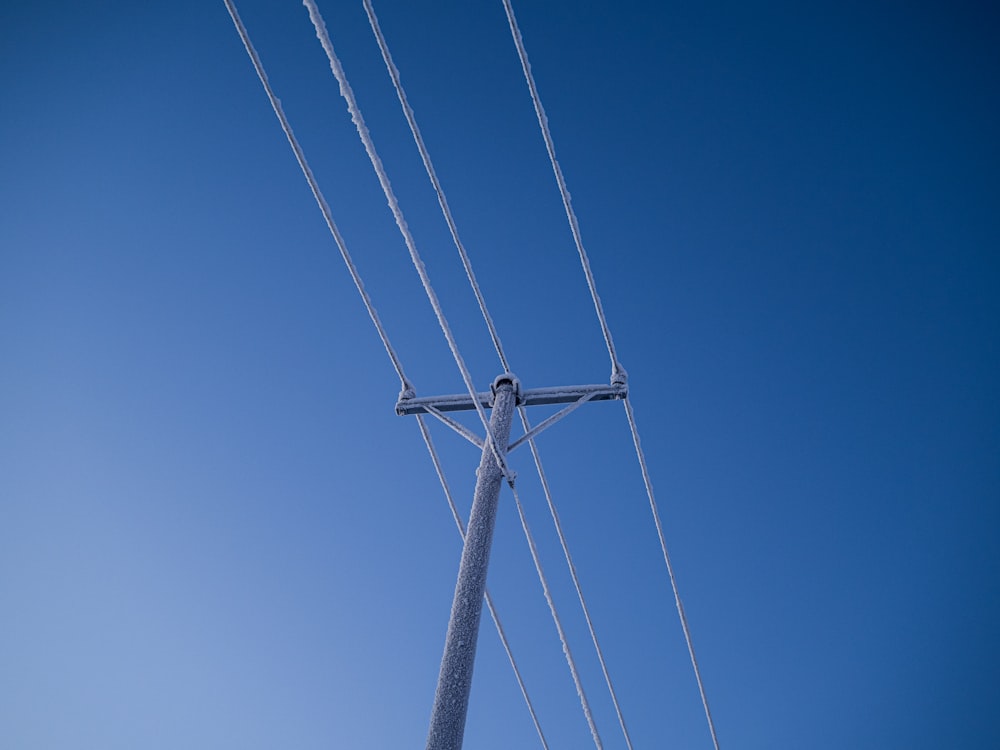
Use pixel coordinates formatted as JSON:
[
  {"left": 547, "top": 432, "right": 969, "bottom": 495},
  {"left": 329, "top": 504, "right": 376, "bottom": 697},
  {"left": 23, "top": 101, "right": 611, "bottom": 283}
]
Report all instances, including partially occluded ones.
[
  {"left": 416, "top": 415, "right": 549, "bottom": 750},
  {"left": 362, "top": 0, "right": 510, "bottom": 373},
  {"left": 221, "top": 5, "right": 543, "bottom": 746},
  {"left": 500, "top": 0, "right": 623, "bottom": 382},
  {"left": 623, "top": 398, "right": 721, "bottom": 750},
  {"left": 519, "top": 407, "right": 635, "bottom": 750},
  {"left": 501, "top": 3, "right": 721, "bottom": 745},
  {"left": 302, "top": 0, "right": 511, "bottom": 482},
  {"left": 362, "top": 3, "right": 633, "bottom": 744},
  {"left": 509, "top": 481, "right": 604, "bottom": 750},
  {"left": 221, "top": 0, "right": 413, "bottom": 396}
]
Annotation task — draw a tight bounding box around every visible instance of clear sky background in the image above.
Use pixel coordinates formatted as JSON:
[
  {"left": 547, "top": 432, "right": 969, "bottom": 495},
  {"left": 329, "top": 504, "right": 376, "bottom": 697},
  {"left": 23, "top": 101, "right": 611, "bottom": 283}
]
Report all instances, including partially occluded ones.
[{"left": 2, "top": 1, "right": 998, "bottom": 748}]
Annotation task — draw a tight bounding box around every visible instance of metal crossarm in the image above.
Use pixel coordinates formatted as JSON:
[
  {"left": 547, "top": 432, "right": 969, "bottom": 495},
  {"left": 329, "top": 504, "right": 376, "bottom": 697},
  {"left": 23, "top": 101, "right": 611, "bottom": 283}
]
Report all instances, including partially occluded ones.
[{"left": 396, "top": 382, "right": 627, "bottom": 416}]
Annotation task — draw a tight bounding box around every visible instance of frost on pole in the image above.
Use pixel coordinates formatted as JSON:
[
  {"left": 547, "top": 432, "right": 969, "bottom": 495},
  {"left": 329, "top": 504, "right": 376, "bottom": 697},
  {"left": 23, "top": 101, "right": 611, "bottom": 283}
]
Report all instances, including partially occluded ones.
[
  {"left": 404, "top": 371, "right": 627, "bottom": 749},
  {"left": 425, "top": 376, "right": 518, "bottom": 750}
]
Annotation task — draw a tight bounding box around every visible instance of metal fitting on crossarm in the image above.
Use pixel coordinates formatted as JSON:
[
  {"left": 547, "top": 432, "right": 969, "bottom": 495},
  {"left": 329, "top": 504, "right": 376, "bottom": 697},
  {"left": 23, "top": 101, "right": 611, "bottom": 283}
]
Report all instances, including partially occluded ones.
[{"left": 398, "top": 381, "right": 416, "bottom": 402}]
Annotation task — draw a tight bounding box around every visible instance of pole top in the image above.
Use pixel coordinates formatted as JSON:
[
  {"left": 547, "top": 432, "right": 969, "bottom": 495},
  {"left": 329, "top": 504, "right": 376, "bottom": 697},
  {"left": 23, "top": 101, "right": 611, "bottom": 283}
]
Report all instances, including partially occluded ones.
[{"left": 490, "top": 373, "right": 521, "bottom": 405}]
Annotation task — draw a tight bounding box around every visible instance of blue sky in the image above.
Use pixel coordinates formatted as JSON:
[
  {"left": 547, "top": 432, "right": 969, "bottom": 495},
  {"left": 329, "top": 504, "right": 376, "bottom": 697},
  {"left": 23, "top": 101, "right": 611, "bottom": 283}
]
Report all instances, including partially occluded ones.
[{"left": 2, "top": 1, "right": 998, "bottom": 748}]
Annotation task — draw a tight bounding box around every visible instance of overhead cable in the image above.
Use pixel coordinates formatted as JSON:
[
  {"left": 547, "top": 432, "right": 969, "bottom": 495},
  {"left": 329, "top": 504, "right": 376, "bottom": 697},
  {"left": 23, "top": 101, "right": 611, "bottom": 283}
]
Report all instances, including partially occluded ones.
[
  {"left": 519, "top": 417, "right": 635, "bottom": 750},
  {"left": 223, "top": 2, "right": 544, "bottom": 739},
  {"left": 362, "top": 0, "right": 511, "bottom": 374},
  {"left": 221, "top": 0, "right": 412, "bottom": 398},
  {"left": 302, "top": 0, "right": 512, "bottom": 484},
  {"left": 624, "top": 399, "right": 721, "bottom": 750},
  {"left": 509, "top": 482, "right": 604, "bottom": 750},
  {"left": 363, "top": 3, "right": 635, "bottom": 745},
  {"left": 501, "top": 2, "right": 721, "bottom": 747},
  {"left": 500, "top": 0, "right": 624, "bottom": 383}
]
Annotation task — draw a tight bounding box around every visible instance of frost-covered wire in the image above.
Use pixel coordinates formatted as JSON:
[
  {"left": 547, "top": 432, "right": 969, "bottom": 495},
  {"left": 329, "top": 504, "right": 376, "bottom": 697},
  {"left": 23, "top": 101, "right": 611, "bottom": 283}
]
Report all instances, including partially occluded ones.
[
  {"left": 500, "top": 0, "right": 623, "bottom": 383},
  {"left": 302, "top": 0, "right": 512, "bottom": 483},
  {"left": 519, "top": 407, "right": 634, "bottom": 750},
  {"left": 362, "top": 0, "right": 511, "bottom": 374},
  {"left": 415, "top": 415, "right": 549, "bottom": 750},
  {"left": 501, "top": 4, "right": 722, "bottom": 746},
  {"left": 222, "top": 0, "right": 413, "bottom": 397},
  {"left": 509, "top": 481, "right": 603, "bottom": 750},
  {"left": 222, "top": 4, "right": 545, "bottom": 746},
  {"left": 362, "top": 2, "right": 634, "bottom": 744},
  {"left": 624, "top": 398, "right": 721, "bottom": 750}
]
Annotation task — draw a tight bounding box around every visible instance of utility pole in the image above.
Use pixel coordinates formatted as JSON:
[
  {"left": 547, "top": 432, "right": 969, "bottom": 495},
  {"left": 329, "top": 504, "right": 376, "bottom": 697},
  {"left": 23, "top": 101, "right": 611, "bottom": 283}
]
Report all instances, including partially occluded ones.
[
  {"left": 425, "top": 374, "right": 518, "bottom": 750},
  {"left": 397, "top": 372, "right": 627, "bottom": 750}
]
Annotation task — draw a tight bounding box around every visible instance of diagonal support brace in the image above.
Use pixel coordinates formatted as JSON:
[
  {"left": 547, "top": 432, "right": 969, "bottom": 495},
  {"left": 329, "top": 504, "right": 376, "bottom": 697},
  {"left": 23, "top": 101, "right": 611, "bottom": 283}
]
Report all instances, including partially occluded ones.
[
  {"left": 424, "top": 405, "right": 484, "bottom": 450},
  {"left": 507, "top": 391, "right": 597, "bottom": 453}
]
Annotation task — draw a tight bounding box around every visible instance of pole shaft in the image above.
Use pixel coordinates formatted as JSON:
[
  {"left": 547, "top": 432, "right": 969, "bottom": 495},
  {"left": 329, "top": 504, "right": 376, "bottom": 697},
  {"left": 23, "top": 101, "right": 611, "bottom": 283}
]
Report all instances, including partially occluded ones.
[{"left": 426, "top": 377, "right": 518, "bottom": 750}]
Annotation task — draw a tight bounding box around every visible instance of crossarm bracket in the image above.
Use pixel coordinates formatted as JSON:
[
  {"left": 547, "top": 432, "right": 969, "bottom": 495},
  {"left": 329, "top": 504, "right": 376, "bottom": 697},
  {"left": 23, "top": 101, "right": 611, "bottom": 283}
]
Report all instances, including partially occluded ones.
[{"left": 396, "top": 382, "right": 627, "bottom": 417}]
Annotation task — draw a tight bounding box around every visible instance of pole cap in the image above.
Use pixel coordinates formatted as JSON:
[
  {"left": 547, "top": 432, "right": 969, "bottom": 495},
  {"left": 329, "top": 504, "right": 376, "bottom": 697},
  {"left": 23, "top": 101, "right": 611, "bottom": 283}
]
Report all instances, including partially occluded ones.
[{"left": 490, "top": 372, "right": 522, "bottom": 405}]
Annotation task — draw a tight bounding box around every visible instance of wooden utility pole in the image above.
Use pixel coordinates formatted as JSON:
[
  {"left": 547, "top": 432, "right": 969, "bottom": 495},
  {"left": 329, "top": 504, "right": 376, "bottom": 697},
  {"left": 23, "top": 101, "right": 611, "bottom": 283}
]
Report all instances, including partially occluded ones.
[
  {"left": 423, "top": 375, "right": 517, "bottom": 750},
  {"left": 397, "top": 373, "right": 627, "bottom": 750}
]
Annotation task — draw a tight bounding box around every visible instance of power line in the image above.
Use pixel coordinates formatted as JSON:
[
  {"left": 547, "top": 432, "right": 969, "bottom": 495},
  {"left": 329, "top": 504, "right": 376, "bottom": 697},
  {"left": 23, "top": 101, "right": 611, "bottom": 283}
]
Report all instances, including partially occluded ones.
[
  {"left": 501, "top": 2, "right": 721, "bottom": 747},
  {"left": 501, "top": 0, "right": 624, "bottom": 384},
  {"left": 362, "top": 3, "right": 635, "bottom": 745},
  {"left": 624, "top": 399, "right": 722, "bottom": 750},
  {"left": 223, "top": 2, "right": 546, "bottom": 741},
  {"left": 509, "top": 481, "right": 603, "bottom": 750},
  {"left": 303, "top": 6, "right": 625, "bottom": 745},
  {"left": 221, "top": 0, "right": 412, "bottom": 398},
  {"left": 519, "top": 417, "right": 635, "bottom": 750},
  {"left": 228, "top": 2, "right": 718, "bottom": 747},
  {"left": 362, "top": 0, "right": 511, "bottom": 374},
  {"left": 302, "top": 0, "right": 513, "bottom": 485}
]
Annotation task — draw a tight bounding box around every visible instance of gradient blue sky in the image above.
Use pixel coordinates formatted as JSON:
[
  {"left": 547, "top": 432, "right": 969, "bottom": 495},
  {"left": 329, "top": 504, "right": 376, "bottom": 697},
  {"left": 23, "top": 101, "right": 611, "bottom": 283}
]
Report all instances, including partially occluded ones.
[{"left": 2, "top": 1, "right": 998, "bottom": 748}]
